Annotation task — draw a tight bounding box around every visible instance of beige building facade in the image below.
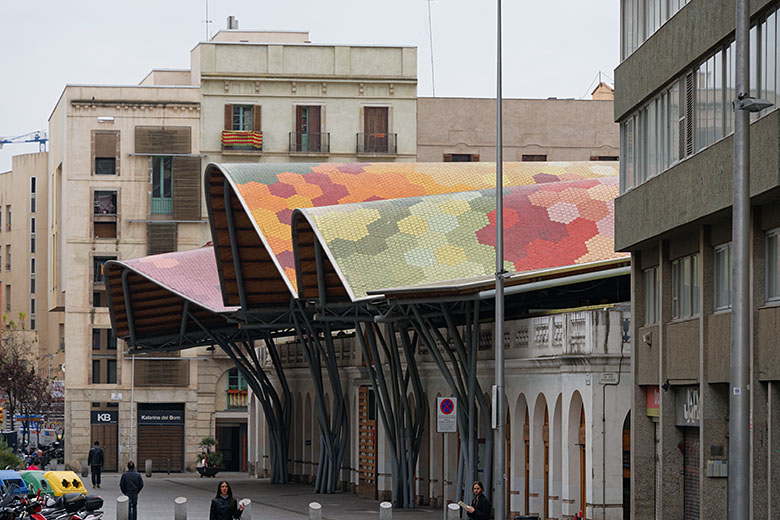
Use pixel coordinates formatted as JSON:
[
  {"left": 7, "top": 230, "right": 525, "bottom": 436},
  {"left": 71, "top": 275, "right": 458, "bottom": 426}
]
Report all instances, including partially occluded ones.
[{"left": 417, "top": 92, "right": 618, "bottom": 163}]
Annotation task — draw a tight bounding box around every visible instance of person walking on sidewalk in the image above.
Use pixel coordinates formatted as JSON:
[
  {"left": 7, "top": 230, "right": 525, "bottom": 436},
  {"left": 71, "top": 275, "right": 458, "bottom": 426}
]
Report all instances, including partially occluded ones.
[
  {"left": 120, "top": 461, "right": 144, "bottom": 520},
  {"left": 210, "top": 481, "right": 244, "bottom": 520},
  {"left": 87, "top": 441, "right": 104, "bottom": 488},
  {"left": 465, "top": 481, "right": 492, "bottom": 520}
]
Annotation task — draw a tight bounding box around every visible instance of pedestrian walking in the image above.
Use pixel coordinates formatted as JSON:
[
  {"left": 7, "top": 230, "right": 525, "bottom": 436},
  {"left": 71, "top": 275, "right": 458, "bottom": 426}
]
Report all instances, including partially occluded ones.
[
  {"left": 120, "top": 461, "right": 144, "bottom": 520},
  {"left": 87, "top": 441, "right": 104, "bottom": 488},
  {"left": 210, "top": 481, "right": 244, "bottom": 520},
  {"left": 26, "top": 457, "right": 42, "bottom": 471},
  {"left": 465, "top": 481, "right": 491, "bottom": 520}
]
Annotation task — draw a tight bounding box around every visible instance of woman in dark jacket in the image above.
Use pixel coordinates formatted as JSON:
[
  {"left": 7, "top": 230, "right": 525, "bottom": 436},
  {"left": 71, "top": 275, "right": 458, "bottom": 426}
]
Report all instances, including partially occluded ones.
[
  {"left": 210, "top": 481, "right": 244, "bottom": 520},
  {"left": 466, "top": 481, "right": 492, "bottom": 520}
]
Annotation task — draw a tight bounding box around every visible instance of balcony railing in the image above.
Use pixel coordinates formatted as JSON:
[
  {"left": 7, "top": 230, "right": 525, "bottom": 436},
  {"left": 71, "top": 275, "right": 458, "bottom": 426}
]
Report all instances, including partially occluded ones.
[
  {"left": 221, "top": 130, "right": 263, "bottom": 151},
  {"left": 289, "top": 132, "right": 330, "bottom": 154},
  {"left": 356, "top": 133, "right": 397, "bottom": 154},
  {"left": 227, "top": 389, "right": 248, "bottom": 409}
]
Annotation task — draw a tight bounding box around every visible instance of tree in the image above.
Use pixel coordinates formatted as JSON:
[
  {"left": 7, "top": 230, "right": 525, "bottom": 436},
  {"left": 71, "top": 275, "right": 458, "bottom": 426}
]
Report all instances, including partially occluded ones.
[{"left": 0, "top": 313, "right": 49, "bottom": 439}]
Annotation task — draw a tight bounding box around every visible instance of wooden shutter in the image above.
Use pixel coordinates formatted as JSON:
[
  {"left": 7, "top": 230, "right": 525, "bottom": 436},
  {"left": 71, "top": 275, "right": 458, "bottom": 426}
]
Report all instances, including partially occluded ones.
[
  {"left": 135, "top": 127, "right": 191, "bottom": 154},
  {"left": 172, "top": 156, "right": 201, "bottom": 220},
  {"left": 253, "top": 106, "right": 262, "bottom": 132},
  {"left": 94, "top": 133, "right": 117, "bottom": 158},
  {"left": 137, "top": 424, "right": 184, "bottom": 472},
  {"left": 224, "top": 104, "right": 233, "bottom": 130},
  {"left": 443, "top": 154, "right": 452, "bottom": 162},
  {"left": 146, "top": 223, "right": 177, "bottom": 255}
]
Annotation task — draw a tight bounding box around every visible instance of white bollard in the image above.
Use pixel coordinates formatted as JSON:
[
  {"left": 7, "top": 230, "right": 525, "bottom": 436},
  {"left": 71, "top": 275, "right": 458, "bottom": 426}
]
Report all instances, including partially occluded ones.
[
  {"left": 239, "top": 499, "right": 251, "bottom": 520},
  {"left": 446, "top": 503, "right": 460, "bottom": 520},
  {"left": 81, "top": 461, "right": 89, "bottom": 478},
  {"left": 116, "top": 495, "right": 129, "bottom": 520},
  {"left": 144, "top": 459, "right": 152, "bottom": 477},
  {"left": 379, "top": 501, "right": 393, "bottom": 520},
  {"left": 308, "top": 501, "right": 322, "bottom": 520},
  {"left": 174, "top": 497, "right": 187, "bottom": 520}
]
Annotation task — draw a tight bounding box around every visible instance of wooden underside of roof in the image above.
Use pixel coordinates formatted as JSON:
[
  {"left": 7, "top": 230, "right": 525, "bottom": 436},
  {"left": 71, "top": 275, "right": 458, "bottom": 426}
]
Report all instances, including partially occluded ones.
[
  {"left": 107, "top": 265, "right": 229, "bottom": 344},
  {"left": 293, "top": 214, "right": 350, "bottom": 303},
  {"left": 207, "top": 168, "right": 292, "bottom": 309}
]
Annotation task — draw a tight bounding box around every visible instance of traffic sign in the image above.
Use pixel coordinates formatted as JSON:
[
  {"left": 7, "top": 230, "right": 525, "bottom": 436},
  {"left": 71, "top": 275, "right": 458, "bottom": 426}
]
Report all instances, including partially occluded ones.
[{"left": 437, "top": 397, "right": 457, "bottom": 433}]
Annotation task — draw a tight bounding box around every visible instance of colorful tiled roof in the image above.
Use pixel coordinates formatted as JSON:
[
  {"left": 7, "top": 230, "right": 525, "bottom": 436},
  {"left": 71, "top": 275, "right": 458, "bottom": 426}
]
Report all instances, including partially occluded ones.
[
  {"left": 294, "top": 174, "right": 626, "bottom": 300},
  {"left": 214, "top": 161, "right": 619, "bottom": 294},
  {"left": 117, "top": 246, "right": 235, "bottom": 313}
]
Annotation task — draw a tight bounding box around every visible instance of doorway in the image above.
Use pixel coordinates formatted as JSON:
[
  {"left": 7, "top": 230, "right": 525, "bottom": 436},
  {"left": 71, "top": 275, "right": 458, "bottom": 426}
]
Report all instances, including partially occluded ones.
[{"left": 216, "top": 422, "right": 247, "bottom": 472}]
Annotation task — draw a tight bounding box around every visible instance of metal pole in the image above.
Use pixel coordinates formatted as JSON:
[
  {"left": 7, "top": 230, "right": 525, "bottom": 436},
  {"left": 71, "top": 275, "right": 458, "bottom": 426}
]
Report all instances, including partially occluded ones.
[
  {"left": 130, "top": 355, "right": 135, "bottom": 462},
  {"left": 494, "top": 0, "right": 506, "bottom": 518},
  {"left": 730, "top": 0, "right": 750, "bottom": 517},
  {"left": 427, "top": 0, "right": 436, "bottom": 97}
]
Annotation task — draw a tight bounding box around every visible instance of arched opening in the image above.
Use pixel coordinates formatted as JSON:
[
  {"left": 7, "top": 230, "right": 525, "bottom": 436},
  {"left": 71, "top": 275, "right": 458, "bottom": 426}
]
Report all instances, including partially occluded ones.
[
  {"left": 567, "top": 391, "right": 586, "bottom": 519},
  {"left": 524, "top": 407, "right": 530, "bottom": 513},
  {"left": 623, "top": 411, "right": 631, "bottom": 519},
  {"left": 304, "top": 393, "right": 312, "bottom": 483},
  {"left": 505, "top": 405, "right": 511, "bottom": 519},
  {"left": 294, "top": 393, "right": 303, "bottom": 481},
  {"left": 532, "top": 394, "right": 549, "bottom": 518},
  {"left": 579, "top": 406, "right": 586, "bottom": 515},
  {"left": 552, "top": 395, "right": 563, "bottom": 520},
  {"left": 511, "top": 394, "right": 529, "bottom": 517}
]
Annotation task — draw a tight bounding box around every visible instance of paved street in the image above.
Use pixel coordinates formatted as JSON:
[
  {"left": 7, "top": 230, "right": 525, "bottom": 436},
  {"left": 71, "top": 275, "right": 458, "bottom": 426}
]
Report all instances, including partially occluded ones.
[{"left": 86, "top": 472, "right": 443, "bottom": 520}]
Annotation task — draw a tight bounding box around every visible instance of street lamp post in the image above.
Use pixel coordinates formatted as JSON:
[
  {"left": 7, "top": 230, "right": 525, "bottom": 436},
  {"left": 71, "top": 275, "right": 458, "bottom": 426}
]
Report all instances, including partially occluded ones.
[{"left": 493, "top": 1, "right": 506, "bottom": 520}]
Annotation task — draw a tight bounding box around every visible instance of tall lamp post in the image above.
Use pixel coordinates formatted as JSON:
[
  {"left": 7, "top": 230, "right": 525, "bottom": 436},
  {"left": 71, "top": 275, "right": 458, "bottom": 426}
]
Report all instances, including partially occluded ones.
[
  {"left": 731, "top": 0, "right": 772, "bottom": 518},
  {"left": 493, "top": 1, "right": 506, "bottom": 520}
]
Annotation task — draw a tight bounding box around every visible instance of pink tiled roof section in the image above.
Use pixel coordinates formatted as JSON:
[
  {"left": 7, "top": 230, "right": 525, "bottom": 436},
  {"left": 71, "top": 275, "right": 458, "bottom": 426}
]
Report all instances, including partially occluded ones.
[{"left": 120, "top": 247, "right": 236, "bottom": 313}]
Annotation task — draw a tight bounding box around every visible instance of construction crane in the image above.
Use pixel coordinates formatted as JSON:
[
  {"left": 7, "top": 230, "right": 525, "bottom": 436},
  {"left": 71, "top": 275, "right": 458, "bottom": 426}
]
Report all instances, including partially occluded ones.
[{"left": 0, "top": 131, "right": 48, "bottom": 151}]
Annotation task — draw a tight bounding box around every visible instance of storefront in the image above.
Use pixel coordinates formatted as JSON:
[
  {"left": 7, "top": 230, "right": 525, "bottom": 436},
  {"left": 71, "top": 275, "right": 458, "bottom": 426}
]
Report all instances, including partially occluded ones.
[
  {"left": 676, "top": 386, "right": 699, "bottom": 520},
  {"left": 137, "top": 404, "right": 184, "bottom": 472}
]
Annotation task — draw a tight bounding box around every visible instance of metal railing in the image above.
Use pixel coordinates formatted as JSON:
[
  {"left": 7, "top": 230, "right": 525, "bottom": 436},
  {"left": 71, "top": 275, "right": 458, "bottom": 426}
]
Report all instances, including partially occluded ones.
[
  {"left": 356, "top": 133, "right": 397, "bottom": 154},
  {"left": 289, "top": 132, "right": 330, "bottom": 153}
]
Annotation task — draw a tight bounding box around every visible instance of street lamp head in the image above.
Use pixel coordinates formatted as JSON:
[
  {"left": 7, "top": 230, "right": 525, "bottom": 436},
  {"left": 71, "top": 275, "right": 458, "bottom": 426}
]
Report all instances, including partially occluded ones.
[{"left": 735, "top": 94, "right": 774, "bottom": 112}]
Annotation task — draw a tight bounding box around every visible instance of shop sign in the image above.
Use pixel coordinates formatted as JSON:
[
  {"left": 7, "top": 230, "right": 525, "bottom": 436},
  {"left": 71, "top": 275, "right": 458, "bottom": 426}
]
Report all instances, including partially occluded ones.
[
  {"left": 91, "top": 411, "right": 118, "bottom": 424},
  {"left": 646, "top": 386, "right": 660, "bottom": 417},
  {"left": 138, "top": 410, "right": 184, "bottom": 424},
  {"left": 675, "top": 386, "right": 700, "bottom": 427}
]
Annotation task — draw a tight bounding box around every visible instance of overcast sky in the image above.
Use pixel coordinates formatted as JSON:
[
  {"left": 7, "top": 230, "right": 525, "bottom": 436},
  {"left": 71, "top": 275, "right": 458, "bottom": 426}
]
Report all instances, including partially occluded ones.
[{"left": 0, "top": 0, "right": 619, "bottom": 172}]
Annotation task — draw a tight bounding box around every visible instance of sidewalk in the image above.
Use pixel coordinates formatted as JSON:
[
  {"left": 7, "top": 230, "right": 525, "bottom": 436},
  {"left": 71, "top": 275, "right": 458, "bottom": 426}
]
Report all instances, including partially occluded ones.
[{"left": 88, "top": 472, "right": 444, "bottom": 520}]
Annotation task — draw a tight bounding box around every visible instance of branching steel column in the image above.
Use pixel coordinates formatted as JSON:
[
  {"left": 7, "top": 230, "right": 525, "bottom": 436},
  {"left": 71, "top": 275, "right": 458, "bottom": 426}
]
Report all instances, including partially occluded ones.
[
  {"left": 224, "top": 180, "right": 249, "bottom": 311},
  {"left": 121, "top": 270, "right": 137, "bottom": 347}
]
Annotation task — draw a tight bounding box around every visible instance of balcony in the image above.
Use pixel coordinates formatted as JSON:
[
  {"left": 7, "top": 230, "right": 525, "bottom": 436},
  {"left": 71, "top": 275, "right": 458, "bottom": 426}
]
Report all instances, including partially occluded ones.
[
  {"left": 356, "top": 133, "right": 397, "bottom": 155},
  {"left": 221, "top": 130, "right": 263, "bottom": 151},
  {"left": 289, "top": 132, "right": 330, "bottom": 155},
  {"left": 227, "top": 389, "right": 248, "bottom": 409}
]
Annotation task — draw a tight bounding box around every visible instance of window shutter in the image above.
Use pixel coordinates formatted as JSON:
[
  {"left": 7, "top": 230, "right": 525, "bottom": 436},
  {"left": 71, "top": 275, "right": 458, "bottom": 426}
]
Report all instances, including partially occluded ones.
[
  {"left": 253, "top": 106, "right": 262, "bottom": 132},
  {"left": 224, "top": 104, "right": 233, "bottom": 130},
  {"left": 471, "top": 154, "right": 480, "bottom": 162},
  {"left": 443, "top": 154, "right": 452, "bottom": 162},
  {"left": 146, "top": 223, "right": 177, "bottom": 255},
  {"left": 684, "top": 72, "right": 694, "bottom": 157},
  {"left": 95, "top": 133, "right": 117, "bottom": 158},
  {"left": 135, "top": 127, "right": 191, "bottom": 154},
  {"left": 172, "top": 156, "right": 201, "bottom": 220}
]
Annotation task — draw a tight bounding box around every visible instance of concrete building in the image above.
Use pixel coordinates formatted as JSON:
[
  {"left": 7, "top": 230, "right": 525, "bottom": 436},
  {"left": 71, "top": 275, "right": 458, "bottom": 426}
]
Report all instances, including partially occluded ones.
[
  {"left": 37, "top": 25, "right": 418, "bottom": 472},
  {"left": 615, "top": 0, "right": 780, "bottom": 517},
  {"left": 416, "top": 87, "right": 618, "bottom": 163}
]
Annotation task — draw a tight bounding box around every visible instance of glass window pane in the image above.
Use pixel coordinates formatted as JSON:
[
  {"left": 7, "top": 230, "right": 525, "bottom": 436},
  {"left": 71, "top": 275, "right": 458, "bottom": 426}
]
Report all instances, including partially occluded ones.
[
  {"left": 769, "top": 232, "right": 780, "bottom": 299},
  {"left": 163, "top": 157, "right": 173, "bottom": 198},
  {"left": 767, "top": 13, "right": 777, "bottom": 110},
  {"left": 692, "top": 254, "right": 700, "bottom": 315},
  {"left": 672, "top": 260, "right": 680, "bottom": 318}
]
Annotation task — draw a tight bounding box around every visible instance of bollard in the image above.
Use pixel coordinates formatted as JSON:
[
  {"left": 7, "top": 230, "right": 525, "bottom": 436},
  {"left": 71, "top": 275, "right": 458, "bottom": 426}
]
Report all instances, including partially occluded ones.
[
  {"left": 144, "top": 459, "right": 152, "bottom": 477},
  {"left": 167, "top": 457, "right": 171, "bottom": 475},
  {"left": 308, "top": 501, "right": 322, "bottom": 520},
  {"left": 116, "top": 495, "right": 129, "bottom": 520},
  {"left": 239, "top": 498, "right": 251, "bottom": 520},
  {"left": 81, "top": 460, "right": 89, "bottom": 478},
  {"left": 174, "top": 496, "right": 187, "bottom": 520},
  {"left": 446, "top": 503, "right": 460, "bottom": 520},
  {"left": 379, "top": 501, "right": 392, "bottom": 520}
]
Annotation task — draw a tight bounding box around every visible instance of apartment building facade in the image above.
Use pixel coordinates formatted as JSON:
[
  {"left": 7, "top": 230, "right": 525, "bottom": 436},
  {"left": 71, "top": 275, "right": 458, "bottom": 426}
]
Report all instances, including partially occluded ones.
[
  {"left": 189, "top": 30, "right": 417, "bottom": 164},
  {"left": 615, "top": 0, "right": 780, "bottom": 517},
  {"left": 417, "top": 89, "right": 619, "bottom": 163}
]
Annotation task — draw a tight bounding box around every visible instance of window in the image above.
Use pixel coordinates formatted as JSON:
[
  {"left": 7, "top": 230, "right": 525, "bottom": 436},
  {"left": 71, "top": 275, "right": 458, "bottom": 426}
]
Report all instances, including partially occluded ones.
[
  {"left": 233, "top": 105, "right": 254, "bottom": 131},
  {"left": 94, "top": 132, "right": 118, "bottom": 175},
  {"left": 92, "top": 328, "right": 119, "bottom": 385},
  {"left": 5, "top": 205, "right": 10, "bottom": 231},
  {"left": 293, "top": 106, "right": 323, "bottom": 152},
  {"left": 30, "top": 276, "right": 35, "bottom": 294},
  {"left": 444, "top": 154, "right": 480, "bottom": 162},
  {"left": 30, "top": 217, "right": 35, "bottom": 254},
  {"left": 29, "top": 298, "right": 35, "bottom": 322},
  {"left": 30, "top": 258, "right": 35, "bottom": 274},
  {"left": 151, "top": 158, "right": 173, "bottom": 214},
  {"left": 5, "top": 245, "right": 9, "bottom": 271},
  {"left": 644, "top": 267, "right": 659, "bottom": 324},
  {"left": 107, "top": 360, "right": 117, "bottom": 384},
  {"left": 93, "top": 190, "right": 118, "bottom": 239},
  {"left": 360, "top": 107, "right": 394, "bottom": 154},
  {"left": 521, "top": 154, "right": 547, "bottom": 162},
  {"left": 226, "top": 367, "right": 248, "bottom": 409},
  {"left": 768, "top": 229, "right": 780, "bottom": 300},
  {"left": 92, "top": 329, "right": 101, "bottom": 350},
  {"left": 30, "top": 177, "right": 36, "bottom": 214},
  {"left": 621, "top": 0, "right": 690, "bottom": 59},
  {"left": 92, "top": 256, "right": 116, "bottom": 308},
  {"left": 93, "top": 256, "right": 114, "bottom": 284},
  {"left": 590, "top": 156, "right": 619, "bottom": 161},
  {"left": 92, "top": 360, "right": 101, "bottom": 384},
  {"left": 714, "top": 243, "right": 732, "bottom": 310},
  {"left": 4, "top": 285, "right": 9, "bottom": 312},
  {"left": 672, "top": 253, "right": 700, "bottom": 319}
]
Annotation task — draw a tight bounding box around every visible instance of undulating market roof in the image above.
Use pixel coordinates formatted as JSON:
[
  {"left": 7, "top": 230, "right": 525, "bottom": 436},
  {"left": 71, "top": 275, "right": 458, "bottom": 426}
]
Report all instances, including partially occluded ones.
[
  {"left": 106, "top": 246, "right": 237, "bottom": 347},
  {"left": 293, "top": 174, "right": 626, "bottom": 301},
  {"left": 206, "top": 161, "right": 619, "bottom": 308}
]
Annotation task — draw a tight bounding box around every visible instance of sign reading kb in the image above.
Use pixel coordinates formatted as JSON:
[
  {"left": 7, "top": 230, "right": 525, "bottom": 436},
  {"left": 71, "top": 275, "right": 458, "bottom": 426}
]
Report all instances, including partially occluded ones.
[{"left": 90, "top": 410, "right": 118, "bottom": 425}]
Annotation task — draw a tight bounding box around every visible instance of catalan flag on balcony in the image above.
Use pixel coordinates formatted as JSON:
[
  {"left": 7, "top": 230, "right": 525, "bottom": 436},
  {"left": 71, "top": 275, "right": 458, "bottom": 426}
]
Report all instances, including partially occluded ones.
[{"left": 221, "top": 130, "right": 263, "bottom": 149}]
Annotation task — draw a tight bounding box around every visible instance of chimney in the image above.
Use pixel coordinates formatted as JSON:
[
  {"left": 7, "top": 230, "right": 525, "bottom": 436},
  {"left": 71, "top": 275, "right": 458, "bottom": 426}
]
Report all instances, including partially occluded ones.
[
  {"left": 227, "top": 16, "right": 239, "bottom": 30},
  {"left": 591, "top": 82, "right": 614, "bottom": 101}
]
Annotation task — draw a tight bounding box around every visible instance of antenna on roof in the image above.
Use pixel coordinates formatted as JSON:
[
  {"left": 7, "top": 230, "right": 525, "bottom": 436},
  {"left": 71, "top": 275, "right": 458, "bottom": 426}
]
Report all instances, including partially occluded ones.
[
  {"left": 203, "top": 0, "right": 212, "bottom": 40},
  {"left": 427, "top": 0, "right": 436, "bottom": 97}
]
